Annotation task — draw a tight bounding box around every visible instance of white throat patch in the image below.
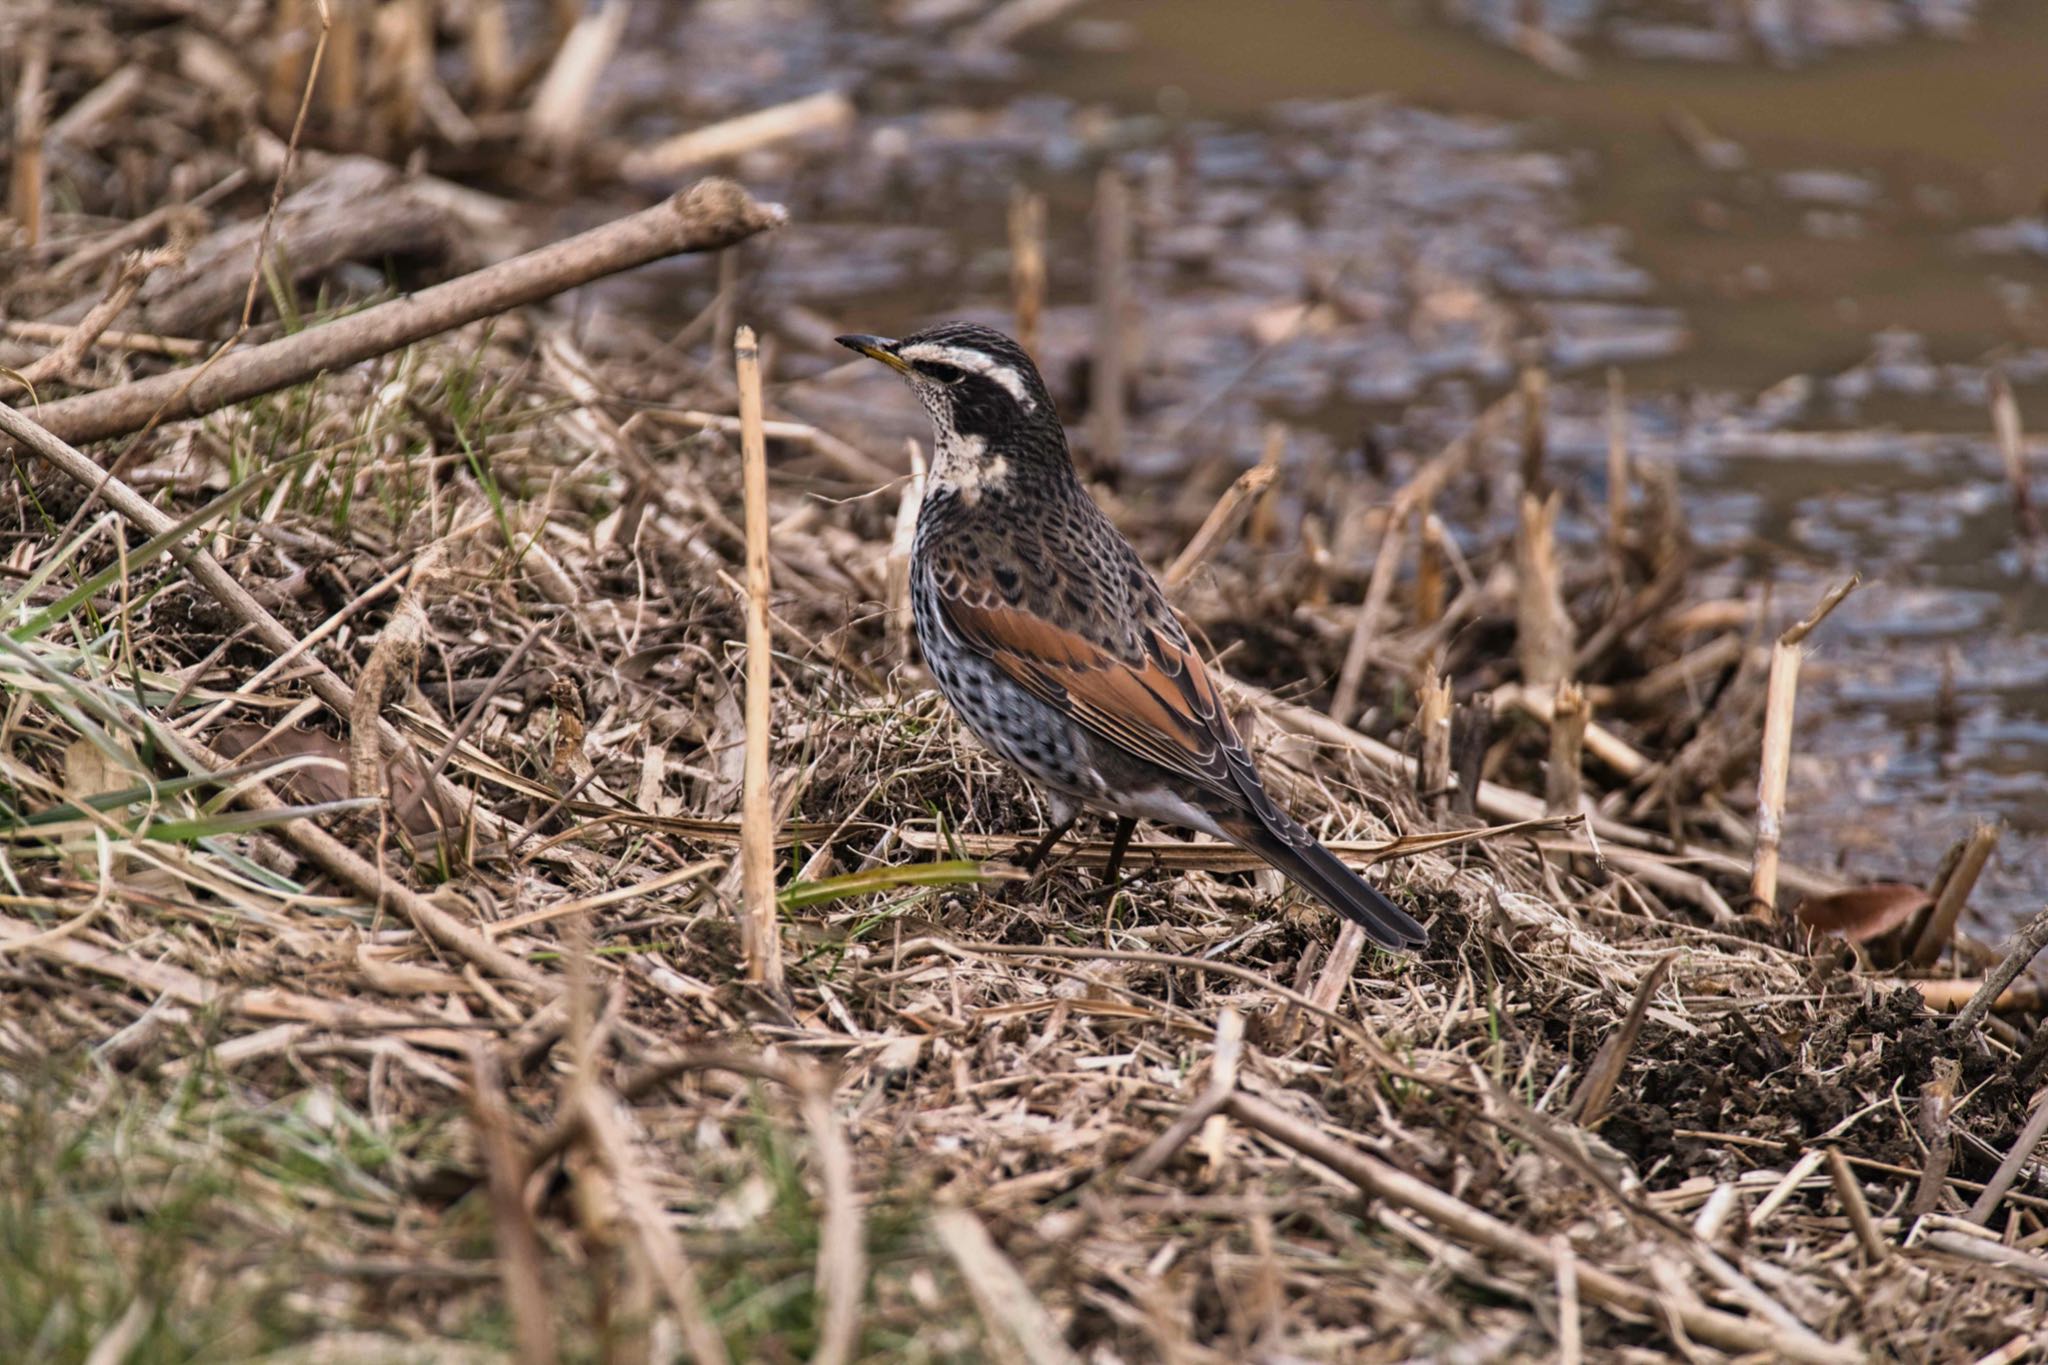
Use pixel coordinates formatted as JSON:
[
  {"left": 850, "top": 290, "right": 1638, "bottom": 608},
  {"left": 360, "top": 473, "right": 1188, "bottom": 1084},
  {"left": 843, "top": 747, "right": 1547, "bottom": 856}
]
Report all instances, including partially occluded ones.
[
  {"left": 896, "top": 342, "right": 1037, "bottom": 411},
  {"left": 930, "top": 431, "right": 1010, "bottom": 505}
]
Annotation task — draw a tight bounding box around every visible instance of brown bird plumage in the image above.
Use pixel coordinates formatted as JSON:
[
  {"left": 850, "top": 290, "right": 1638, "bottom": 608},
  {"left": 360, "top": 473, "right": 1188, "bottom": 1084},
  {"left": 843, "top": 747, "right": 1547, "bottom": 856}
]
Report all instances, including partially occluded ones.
[{"left": 838, "top": 322, "right": 1426, "bottom": 950}]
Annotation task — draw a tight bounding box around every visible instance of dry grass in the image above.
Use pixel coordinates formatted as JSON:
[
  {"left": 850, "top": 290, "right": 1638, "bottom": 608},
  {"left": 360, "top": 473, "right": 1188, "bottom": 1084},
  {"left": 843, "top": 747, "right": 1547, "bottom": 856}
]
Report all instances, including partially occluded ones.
[
  {"left": 3, "top": 5, "right": 2047, "bottom": 1363},
  {"left": 2, "top": 307, "right": 2044, "bottom": 1360}
]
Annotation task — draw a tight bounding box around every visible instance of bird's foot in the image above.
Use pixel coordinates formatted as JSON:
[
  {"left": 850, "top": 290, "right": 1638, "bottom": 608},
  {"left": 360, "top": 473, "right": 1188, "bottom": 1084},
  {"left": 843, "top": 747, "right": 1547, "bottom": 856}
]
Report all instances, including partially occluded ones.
[{"left": 1013, "top": 814, "right": 1080, "bottom": 873}]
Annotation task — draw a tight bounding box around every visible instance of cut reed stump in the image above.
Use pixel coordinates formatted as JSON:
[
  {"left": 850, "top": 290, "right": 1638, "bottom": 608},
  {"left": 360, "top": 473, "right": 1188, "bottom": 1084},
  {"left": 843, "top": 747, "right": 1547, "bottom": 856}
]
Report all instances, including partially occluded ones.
[
  {"left": 1089, "top": 166, "right": 1131, "bottom": 475},
  {"left": 1545, "top": 680, "right": 1588, "bottom": 816},
  {"left": 735, "top": 325, "right": 785, "bottom": 994},
  {"left": 1909, "top": 821, "right": 2001, "bottom": 967},
  {"left": 1747, "top": 576, "right": 1857, "bottom": 918},
  {"left": 1514, "top": 490, "right": 1573, "bottom": 690},
  {"left": 1009, "top": 187, "right": 1046, "bottom": 356},
  {"left": 1416, "top": 666, "right": 1454, "bottom": 813}
]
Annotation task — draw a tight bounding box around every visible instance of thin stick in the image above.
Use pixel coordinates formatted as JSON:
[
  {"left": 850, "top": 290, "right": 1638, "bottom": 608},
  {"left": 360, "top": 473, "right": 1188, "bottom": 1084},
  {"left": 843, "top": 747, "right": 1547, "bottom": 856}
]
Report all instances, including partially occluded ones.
[
  {"left": 1910, "top": 821, "right": 2001, "bottom": 966},
  {"left": 468, "top": 1046, "right": 563, "bottom": 1365},
  {"left": 1009, "top": 187, "right": 1046, "bottom": 356},
  {"left": 1125, "top": 1006, "right": 1244, "bottom": 1181},
  {"left": 1163, "top": 425, "right": 1282, "bottom": 591},
  {"left": 1545, "top": 680, "right": 1588, "bottom": 816},
  {"left": 619, "top": 90, "right": 853, "bottom": 181},
  {"left": 1749, "top": 576, "right": 1859, "bottom": 917},
  {"left": 1606, "top": 366, "right": 1630, "bottom": 567},
  {"left": 8, "top": 16, "right": 50, "bottom": 248},
  {"left": 735, "top": 325, "right": 784, "bottom": 993},
  {"left": 1952, "top": 904, "right": 2048, "bottom": 1037},
  {"left": 1552, "top": 1234, "right": 1582, "bottom": 1365},
  {"left": 1972, "top": 1333, "right": 2048, "bottom": 1365},
  {"left": 1825, "top": 1147, "right": 1888, "bottom": 1262},
  {"left": 1308, "top": 921, "right": 1369, "bottom": 1015},
  {"left": 3, "top": 250, "right": 170, "bottom": 394},
  {"left": 577, "top": 1085, "right": 733, "bottom": 1365},
  {"left": 1968, "top": 1087, "right": 2048, "bottom": 1226},
  {"left": 1918, "top": 1230, "right": 2048, "bottom": 1285},
  {"left": 50, "top": 63, "right": 146, "bottom": 148},
  {"left": 931, "top": 1207, "right": 1081, "bottom": 1365},
  {"left": 1914, "top": 977, "right": 2046, "bottom": 1014},
  {"left": 1330, "top": 506, "right": 1409, "bottom": 724},
  {"left": 1090, "top": 166, "right": 1130, "bottom": 474},
  {"left": 799, "top": 1068, "right": 866, "bottom": 1365},
  {"left": 1515, "top": 490, "right": 1573, "bottom": 690},
  {"left": 1225, "top": 1092, "right": 1858, "bottom": 1363},
  {"left": 522, "top": 0, "right": 628, "bottom": 161},
  {"left": 1329, "top": 401, "right": 1506, "bottom": 722},
  {"left": 0, "top": 319, "right": 204, "bottom": 360},
  {"left": 959, "top": 0, "right": 1093, "bottom": 49},
  {"left": 650, "top": 408, "right": 895, "bottom": 486},
  {"left": 1569, "top": 952, "right": 1673, "bottom": 1128},
  {"left": 15, "top": 180, "right": 785, "bottom": 452}
]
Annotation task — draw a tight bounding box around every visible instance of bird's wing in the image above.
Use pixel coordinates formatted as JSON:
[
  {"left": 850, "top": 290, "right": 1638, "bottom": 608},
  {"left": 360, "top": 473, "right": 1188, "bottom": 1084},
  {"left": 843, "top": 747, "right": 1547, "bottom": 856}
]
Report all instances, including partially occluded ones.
[
  {"left": 929, "top": 547, "right": 1427, "bottom": 949},
  {"left": 929, "top": 558, "right": 1269, "bottom": 815}
]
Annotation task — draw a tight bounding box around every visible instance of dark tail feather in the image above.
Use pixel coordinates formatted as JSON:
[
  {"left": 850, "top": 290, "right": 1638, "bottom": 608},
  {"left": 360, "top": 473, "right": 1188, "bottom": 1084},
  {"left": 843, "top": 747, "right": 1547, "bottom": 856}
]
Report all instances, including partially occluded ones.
[{"left": 1232, "top": 821, "right": 1428, "bottom": 951}]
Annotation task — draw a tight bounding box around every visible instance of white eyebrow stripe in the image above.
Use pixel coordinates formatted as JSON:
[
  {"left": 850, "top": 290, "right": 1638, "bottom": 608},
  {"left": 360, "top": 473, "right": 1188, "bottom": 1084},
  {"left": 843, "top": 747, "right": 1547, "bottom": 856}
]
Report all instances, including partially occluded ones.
[{"left": 897, "top": 342, "right": 1035, "bottom": 410}]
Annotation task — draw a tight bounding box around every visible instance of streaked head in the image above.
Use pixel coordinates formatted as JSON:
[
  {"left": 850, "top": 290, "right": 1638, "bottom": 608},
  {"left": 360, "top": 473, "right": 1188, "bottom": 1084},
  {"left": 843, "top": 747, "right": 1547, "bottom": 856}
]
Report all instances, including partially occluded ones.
[{"left": 836, "top": 322, "right": 1059, "bottom": 451}]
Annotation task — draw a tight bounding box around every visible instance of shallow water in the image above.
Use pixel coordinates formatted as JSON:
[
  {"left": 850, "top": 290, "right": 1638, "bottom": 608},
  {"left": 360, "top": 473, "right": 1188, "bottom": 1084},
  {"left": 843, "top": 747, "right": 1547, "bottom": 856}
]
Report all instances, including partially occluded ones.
[
  {"left": 1029, "top": 1, "right": 2048, "bottom": 926},
  {"left": 611, "top": 0, "right": 2048, "bottom": 933},
  {"left": 1055, "top": 0, "right": 2048, "bottom": 402}
]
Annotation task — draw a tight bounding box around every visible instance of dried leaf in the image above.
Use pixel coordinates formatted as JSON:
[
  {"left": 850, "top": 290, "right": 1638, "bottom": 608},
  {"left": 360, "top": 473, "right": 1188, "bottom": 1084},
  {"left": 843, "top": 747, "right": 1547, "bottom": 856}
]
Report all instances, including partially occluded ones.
[
  {"left": 1794, "top": 883, "right": 1931, "bottom": 943},
  {"left": 218, "top": 723, "right": 451, "bottom": 844},
  {"left": 62, "top": 737, "right": 135, "bottom": 875}
]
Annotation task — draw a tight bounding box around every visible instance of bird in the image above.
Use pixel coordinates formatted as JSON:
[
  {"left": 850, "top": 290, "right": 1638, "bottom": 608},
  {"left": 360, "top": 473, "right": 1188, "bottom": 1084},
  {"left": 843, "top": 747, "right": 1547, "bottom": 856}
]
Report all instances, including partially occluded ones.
[{"left": 837, "top": 322, "right": 1427, "bottom": 951}]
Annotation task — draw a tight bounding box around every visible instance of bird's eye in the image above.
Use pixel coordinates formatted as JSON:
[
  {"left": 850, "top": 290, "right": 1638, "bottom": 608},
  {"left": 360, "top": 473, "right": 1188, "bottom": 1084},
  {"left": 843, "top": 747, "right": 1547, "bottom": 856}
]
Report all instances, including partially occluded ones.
[{"left": 918, "top": 361, "right": 967, "bottom": 385}]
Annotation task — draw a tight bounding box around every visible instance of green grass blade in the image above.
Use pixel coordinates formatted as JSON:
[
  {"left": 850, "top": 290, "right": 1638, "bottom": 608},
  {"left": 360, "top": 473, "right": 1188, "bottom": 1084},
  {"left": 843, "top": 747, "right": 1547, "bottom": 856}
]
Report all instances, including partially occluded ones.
[
  {"left": 778, "top": 859, "right": 996, "bottom": 910},
  {"left": 143, "top": 798, "right": 378, "bottom": 843},
  {"left": 10, "top": 453, "right": 313, "bottom": 642}
]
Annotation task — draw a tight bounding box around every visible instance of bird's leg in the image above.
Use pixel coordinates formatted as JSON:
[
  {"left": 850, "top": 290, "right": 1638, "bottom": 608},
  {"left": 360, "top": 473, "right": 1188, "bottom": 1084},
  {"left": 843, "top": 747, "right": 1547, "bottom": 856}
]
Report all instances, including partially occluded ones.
[
  {"left": 1100, "top": 816, "right": 1138, "bottom": 884},
  {"left": 1019, "top": 812, "right": 1080, "bottom": 871}
]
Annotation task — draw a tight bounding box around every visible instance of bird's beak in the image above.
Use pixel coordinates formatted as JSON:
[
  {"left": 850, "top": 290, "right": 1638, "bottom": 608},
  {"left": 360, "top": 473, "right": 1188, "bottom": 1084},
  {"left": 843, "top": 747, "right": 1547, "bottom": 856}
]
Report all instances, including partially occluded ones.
[{"left": 835, "top": 333, "right": 910, "bottom": 375}]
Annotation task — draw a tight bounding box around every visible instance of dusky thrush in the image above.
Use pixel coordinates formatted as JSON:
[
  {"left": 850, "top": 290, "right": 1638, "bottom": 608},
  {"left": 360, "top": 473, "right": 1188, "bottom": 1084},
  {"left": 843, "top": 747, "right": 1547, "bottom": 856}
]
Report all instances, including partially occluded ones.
[{"left": 838, "top": 322, "right": 1426, "bottom": 951}]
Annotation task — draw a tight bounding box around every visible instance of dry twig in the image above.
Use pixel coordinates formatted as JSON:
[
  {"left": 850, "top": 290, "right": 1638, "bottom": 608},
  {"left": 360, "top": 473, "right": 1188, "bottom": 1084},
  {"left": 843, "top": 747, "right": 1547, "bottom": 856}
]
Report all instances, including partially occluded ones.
[
  {"left": 1163, "top": 425, "right": 1282, "bottom": 591},
  {"left": 1910, "top": 821, "right": 2001, "bottom": 966},
  {"left": 15, "top": 180, "right": 785, "bottom": 451}
]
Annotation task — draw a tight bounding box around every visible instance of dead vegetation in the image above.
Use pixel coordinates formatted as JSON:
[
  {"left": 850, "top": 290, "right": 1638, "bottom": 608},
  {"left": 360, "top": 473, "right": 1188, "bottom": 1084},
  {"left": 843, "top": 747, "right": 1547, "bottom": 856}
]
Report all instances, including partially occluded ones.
[{"left": 3, "top": 4, "right": 2048, "bottom": 1362}]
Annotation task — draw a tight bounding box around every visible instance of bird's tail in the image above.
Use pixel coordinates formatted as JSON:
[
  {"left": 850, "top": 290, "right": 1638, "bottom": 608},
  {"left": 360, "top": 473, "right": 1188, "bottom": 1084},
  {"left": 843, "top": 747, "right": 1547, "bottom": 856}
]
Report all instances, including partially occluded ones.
[{"left": 1227, "top": 816, "right": 1427, "bottom": 951}]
